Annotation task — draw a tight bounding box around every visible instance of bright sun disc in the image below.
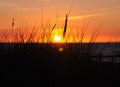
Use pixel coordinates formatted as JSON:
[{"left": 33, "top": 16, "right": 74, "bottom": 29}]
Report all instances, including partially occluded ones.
[{"left": 54, "top": 35, "right": 61, "bottom": 42}]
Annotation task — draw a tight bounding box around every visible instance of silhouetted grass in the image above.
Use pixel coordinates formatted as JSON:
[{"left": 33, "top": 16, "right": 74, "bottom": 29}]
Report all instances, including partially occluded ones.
[
  {"left": 0, "top": 43, "right": 120, "bottom": 87},
  {"left": 0, "top": 14, "right": 120, "bottom": 87}
]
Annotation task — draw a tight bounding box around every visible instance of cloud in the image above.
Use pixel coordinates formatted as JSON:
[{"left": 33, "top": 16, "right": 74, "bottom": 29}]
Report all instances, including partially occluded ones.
[
  {"left": 59, "top": 13, "right": 107, "bottom": 20},
  {"left": 16, "top": 7, "right": 40, "bottom": 12},
  {"left": 36, "top": 0, "right": 53, "bottom": 1},
  {"left": 34, "top": 0, "right": 52, "bottom": 2},
  {"left": 0, "top": 2, "right": 16, "bottom": 7}
]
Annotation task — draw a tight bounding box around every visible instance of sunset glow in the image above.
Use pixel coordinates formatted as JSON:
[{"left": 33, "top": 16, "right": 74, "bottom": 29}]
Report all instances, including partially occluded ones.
[
  {"left": 0, "top": 0, "right": 120, "bottom": 42},
  {"left": 53, "top": 35, "right": 62, "bottom": 42}
]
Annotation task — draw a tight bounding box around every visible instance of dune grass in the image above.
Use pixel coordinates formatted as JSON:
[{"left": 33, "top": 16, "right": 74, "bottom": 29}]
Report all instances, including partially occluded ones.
[
  {"left": 0, "top": 15, "right": 120, "bottom": 87},
  {"left": 0, "top": 13, "right": 119, "bottom": 63}
]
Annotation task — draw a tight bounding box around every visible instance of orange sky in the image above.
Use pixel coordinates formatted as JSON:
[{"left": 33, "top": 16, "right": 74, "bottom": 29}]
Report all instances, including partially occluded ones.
[{"left": 0, "top": 0, "right": 120, "bottom": 42}]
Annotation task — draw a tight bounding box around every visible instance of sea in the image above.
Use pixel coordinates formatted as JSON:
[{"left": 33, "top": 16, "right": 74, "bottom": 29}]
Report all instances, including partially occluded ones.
[{"left": 0, "top": 42, "right": 120, "bottom": 62}]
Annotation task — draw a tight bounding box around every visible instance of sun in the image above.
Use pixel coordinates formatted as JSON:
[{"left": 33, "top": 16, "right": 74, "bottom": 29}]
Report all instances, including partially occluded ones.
[{"left": 53, "top": 35, "right": 62, "bottom": 42}]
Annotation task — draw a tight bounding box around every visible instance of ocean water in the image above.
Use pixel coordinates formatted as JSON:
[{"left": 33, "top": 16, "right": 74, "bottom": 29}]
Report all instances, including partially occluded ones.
[
  {"left": 92, "top": 43, "right": 120, "bottom": 56},
  {"left": 89, "top": 43, "right": 120, "bottom": 62},
  {"left": 0, "top": 43, "right": 120, "bottom": 62}
]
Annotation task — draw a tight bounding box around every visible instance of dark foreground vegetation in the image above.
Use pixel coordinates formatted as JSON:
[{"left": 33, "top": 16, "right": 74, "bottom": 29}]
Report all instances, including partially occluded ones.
[{"left": 0, "top": 43, "right": 120, "bottom": 87}]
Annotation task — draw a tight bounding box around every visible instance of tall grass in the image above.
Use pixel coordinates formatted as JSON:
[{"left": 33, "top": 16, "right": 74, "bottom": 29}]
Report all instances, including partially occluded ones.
[
  {"left": 0, "top": 13, "right": 120, "bottom": 63},
  {"left": 63, "top": 14, "right": 68, "bottom": 38}
]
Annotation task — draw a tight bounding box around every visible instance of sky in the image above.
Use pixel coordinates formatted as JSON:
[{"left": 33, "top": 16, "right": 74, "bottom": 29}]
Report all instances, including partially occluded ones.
[{"left": 0, "top": 0, "right": 120, "bottom": 42}]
